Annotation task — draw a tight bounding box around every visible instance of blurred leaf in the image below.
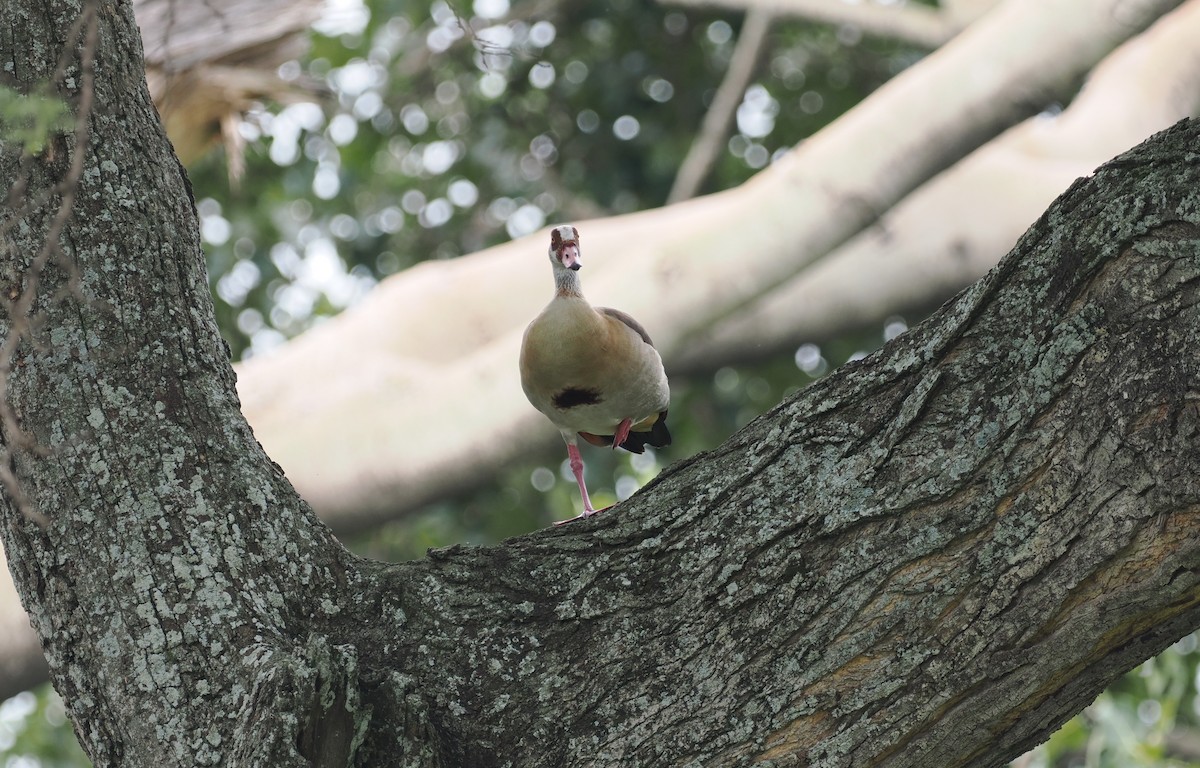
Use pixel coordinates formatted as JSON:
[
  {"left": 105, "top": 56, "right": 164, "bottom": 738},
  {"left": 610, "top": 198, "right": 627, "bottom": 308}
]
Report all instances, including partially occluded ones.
[{"left": 0, "top": 85, "right": 73, "bottom": 154}]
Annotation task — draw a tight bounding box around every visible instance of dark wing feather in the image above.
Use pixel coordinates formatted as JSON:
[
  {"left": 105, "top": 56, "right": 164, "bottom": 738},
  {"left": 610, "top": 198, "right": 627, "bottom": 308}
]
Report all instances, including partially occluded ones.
[
  {"left": 598, "top": 307, "right": 654, "bottom": 347},
  {"left": 580, "top": 409, "right": 671, "bottom": 453},
  {"left": 618, "top": 411, "right": 671, "bottom": 453}
]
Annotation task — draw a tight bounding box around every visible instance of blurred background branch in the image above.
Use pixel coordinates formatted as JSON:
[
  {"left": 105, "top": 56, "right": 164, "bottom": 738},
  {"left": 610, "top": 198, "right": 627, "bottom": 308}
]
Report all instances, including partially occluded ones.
[
  {"left": 659, "top": 0, "right": 997, "bottom": 47},
  {"left": 134, "top": 0, "right": 327, "bottom": 173},
  {"left": 668, "top": 8, "right": 774, "bottom": 203},
  {"left": 677, "top": 0, "right": 1200, "bottom": 371}
]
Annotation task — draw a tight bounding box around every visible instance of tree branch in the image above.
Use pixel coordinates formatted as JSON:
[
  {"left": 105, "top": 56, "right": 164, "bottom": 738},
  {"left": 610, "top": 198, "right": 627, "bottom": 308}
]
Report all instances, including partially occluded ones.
[
  {"left": 668, "top": 8, "right": 774, "bottom": 204},
  {"left": 658, "top": 0, "right": 996, "bottom": 48},
  {"left": 134, "top": 0, "right": 325, "bottom": 166},
  {"left": 3, "top": 0, "right": 1199, "bottom": 761}
]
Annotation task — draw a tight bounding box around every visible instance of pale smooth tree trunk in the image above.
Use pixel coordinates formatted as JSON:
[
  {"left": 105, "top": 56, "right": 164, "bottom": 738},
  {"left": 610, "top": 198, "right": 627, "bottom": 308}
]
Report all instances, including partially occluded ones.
[{"left": 3, "top": 1, "right": 1199, "bottom": 766}]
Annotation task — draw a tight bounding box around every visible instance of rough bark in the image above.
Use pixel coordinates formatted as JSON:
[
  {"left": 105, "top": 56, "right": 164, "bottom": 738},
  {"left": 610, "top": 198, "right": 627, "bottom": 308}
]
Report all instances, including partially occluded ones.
[
  {"left": 3, "top": 2, "right": 1200, "bottom": 767},
  {"left": 1, "top": 1, "right": 353, "bottom": 764}
]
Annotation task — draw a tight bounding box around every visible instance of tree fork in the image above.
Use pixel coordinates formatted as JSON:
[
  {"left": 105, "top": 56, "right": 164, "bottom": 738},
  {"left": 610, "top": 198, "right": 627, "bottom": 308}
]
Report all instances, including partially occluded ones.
[{"left": 2, "top": 0, "right": 1199, "bottom": 765}]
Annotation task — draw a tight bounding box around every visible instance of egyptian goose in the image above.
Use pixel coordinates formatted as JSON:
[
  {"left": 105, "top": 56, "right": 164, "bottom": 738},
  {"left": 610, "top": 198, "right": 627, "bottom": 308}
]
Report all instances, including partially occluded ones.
[{"left": 520, "top": 225, "right": 671, "bottom": 524}]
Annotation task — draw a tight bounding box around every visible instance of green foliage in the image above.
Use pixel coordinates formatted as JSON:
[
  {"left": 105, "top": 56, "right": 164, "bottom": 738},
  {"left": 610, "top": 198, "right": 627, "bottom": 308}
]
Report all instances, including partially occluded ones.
[
  {"left": 0, "top": 85, "right": 73, "bottom": 155},
  {"left": 0, "top": 686, "right": 89, "bottom": 767},
  {"left": 1029, "top": 635, "right": 1200, "bottom": 767}
]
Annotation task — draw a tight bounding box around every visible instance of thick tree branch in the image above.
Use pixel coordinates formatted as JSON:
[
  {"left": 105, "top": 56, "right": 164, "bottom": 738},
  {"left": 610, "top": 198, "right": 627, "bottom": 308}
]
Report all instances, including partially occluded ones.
[
  {"left": 1, "top": 2, "right": 353, "bottom": 763},
  {"left": 2, "top": 0, "right": 1199, "bottom": 762}
]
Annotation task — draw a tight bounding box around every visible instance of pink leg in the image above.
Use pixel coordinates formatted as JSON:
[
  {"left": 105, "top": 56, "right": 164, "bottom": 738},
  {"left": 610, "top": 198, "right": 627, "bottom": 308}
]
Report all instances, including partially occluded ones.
[
  {"left": 554, "top": 443, "right": 595, "bottom": 526},
  {"left": 611, "top": 418, "right": 632, "bottom": 450}
]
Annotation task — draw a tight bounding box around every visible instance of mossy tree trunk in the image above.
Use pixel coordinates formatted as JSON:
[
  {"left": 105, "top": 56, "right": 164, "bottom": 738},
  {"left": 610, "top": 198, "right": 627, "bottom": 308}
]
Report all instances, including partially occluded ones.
[{"left": 2, "top": 1, "right": 1198, "bottom": 766}]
